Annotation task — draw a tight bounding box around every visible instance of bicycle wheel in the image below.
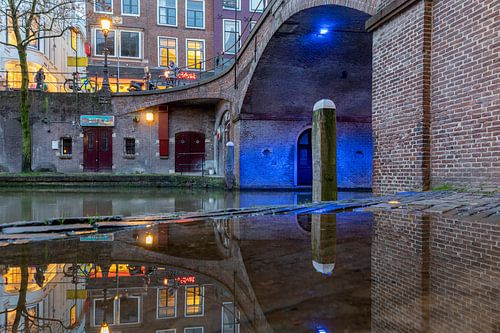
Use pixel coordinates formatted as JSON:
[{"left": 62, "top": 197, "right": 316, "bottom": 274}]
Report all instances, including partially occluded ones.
[
  {"left": 82, "top": 79, "right": 94, "bottom": 93},
  {"left": 63, "top": 79, "right": 74, "bottom": 92}
]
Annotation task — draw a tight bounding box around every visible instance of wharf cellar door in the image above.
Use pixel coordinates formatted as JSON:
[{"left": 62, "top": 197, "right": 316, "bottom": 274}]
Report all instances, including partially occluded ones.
[
  {"left": 297, "top": 129, "right": 313, "bottom": 186},
  {"left": 175, "top": 131, "right": 205, "bottom": 173},
  {"left": 83, "top": 127, "right": 113, "bottom": 172}
]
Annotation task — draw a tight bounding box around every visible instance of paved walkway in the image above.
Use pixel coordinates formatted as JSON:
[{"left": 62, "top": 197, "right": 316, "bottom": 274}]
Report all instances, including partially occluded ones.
[{"left": 0, "top": 191, "right": 498, "bottom": 246}]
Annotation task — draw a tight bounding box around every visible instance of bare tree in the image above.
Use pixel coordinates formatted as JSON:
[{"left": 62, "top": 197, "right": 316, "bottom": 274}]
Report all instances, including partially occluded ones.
[{"left": 0, "top": 0, "right": 86, "bottom": 172}]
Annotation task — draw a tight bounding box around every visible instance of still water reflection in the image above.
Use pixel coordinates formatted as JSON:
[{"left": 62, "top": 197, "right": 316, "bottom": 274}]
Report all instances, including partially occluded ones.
[
  {"left": 0, "top": 189, "right": 371, "bottom": 224},
  {"left": 0, "top": 211, "right": 497, "bottom": 332}
]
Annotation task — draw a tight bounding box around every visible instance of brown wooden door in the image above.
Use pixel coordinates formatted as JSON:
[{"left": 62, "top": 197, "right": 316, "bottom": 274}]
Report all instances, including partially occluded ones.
[
  {"left": 175, "top": 131, "right": 205, "bottom": 172},
  {"left": 83, "top": 127, "right": 113, "bottom": 171}
]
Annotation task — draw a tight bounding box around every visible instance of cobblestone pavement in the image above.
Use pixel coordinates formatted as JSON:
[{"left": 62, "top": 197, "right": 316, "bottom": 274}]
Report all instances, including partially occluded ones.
[{"left": 0, "top": 191, "right": 498, "bottom": 245}]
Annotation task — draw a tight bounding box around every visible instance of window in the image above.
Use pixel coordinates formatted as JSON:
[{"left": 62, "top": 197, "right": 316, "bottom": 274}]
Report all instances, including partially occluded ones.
[
  {"left": 94, "top": 299, "right": 115, "bottom": 326},
  {"left": 157, "top": 330, "right": 176, "bottom": 333},
  {"left": 28, "top": 19, "right": 40, "bottom": 50},
  {"left": 94, "top": 29, "right": 116, "bottom": 56},
  {"left": 250, "top": 20, "right": 257, "bottom": 30},
  {"left": 223, "top": 0, "right": 239, "bottom": 10},
  {"left": 158, "top": 37, "right": 177, "bottom": 67},
  {"left": 60, "top": 137, "right": 72, "bottom": 156},
  {"left": 124, "top": 138, "right": 136, "bottom": 156},
  {"left": 158, "top": 0, "right": 177, "bottom": 26},
  {"left": 120, "top": 31, "right": 141, "bottom": 58},
  {"left": 186, "top": 39, "right": 204, "bottom": 70},
  {"left": 223, "top": 19, "right": 240, "bottom": 54},
  {"left": 185, "top": 328, "right": 203, "bottom": 333},
  {"left": 119, "top": 296, "right": 140, "bottom": 324},
  {"left": 123, "top": 0, "right": 140, "bottom": 15},
  {"left": 250, "top": 0, "right": 265, "bottom": 12},
  {"left": 157, "top": 288, "right": 177, "bottom": 318},
  {"left": 222, "top": 302, "right": 240, "bottom": 333},
  {"left": 186, "top": 0, "right": 204, "bottom": 29},
  {"left": 185, "top": 285, "right": 204, "bottom": 316},
  {"left": 95, "top": 0, "right": 113, "bottom": 13}
]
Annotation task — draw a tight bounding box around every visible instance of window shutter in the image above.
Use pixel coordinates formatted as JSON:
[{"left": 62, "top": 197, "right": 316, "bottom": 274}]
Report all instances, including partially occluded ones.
[{"left": 159, "top": 107, "right": 169, "bottom": 157}]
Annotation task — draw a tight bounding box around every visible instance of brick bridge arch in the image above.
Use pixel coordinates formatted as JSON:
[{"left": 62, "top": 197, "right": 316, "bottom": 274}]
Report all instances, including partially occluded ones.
[{"left": 110, "top": 0, "right": 380, "bottom": 116}]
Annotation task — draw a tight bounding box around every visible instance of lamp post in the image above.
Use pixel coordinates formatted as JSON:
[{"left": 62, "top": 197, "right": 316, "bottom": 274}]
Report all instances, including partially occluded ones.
[{"left": 100, "top": 17, "right": 112, "bottom": 95}]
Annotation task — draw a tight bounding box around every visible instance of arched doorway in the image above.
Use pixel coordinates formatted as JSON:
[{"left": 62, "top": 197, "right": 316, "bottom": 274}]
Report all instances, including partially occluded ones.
[
  {"left": 297, "top": 129, "right": 312, "bottom": 186},
  {"left": 175, "top": 131, "right": 205, "bottom": 173}
]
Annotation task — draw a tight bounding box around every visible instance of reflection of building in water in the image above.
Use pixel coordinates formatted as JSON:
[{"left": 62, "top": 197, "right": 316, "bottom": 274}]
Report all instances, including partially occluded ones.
[
  {"left": 0, "top": 264, "right": 85, "bottom": 332},
  {"left": 82, "top": 263, "right": 240, "bottom": 333},
  {"left": 371, "top": 211, "right": 499, "bottom": 333}
]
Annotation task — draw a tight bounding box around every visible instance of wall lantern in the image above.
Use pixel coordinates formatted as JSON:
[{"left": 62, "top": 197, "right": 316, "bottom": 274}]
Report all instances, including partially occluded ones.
[
  {"left": 145, "top": 233, "right": 154, "bottom": 245},
  {"left": 146, "top": 112, "right": 154, "bottom": 122}
]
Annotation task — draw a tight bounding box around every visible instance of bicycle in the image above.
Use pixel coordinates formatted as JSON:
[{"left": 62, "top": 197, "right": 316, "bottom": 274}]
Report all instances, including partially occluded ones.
[{"left": 64, "top": 73, "right": 94, "bottom": 93}]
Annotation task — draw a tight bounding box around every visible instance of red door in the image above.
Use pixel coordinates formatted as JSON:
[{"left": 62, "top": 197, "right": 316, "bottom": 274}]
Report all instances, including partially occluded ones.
[
  {"left": 175, "top": 132, "right": 205, "bottom": 172},
  {"left": 83, "top": 127, "right": 113, "bottom": 171}
]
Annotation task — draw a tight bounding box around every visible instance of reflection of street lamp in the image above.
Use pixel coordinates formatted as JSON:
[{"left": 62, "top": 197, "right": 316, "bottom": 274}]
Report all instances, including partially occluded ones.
[
  {"left": 100, "top": 17, "right": 112, "bottom": 94},
  {"left": 100, "top": 321, "right": 110, "bottom": 333},
  {"left": 145, "top": 232, "right": 154, "bottom": 245},
  {"left": 146, "top": 112, "right": 154, "bottom": 172},
  {"left": 100, "top": 288, "right": 111, "bottom": 333}
]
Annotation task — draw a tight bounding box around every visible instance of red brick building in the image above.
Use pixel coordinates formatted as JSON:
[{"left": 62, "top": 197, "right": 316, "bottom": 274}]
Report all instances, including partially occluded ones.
[{"left": 86, "top": 0, "right": 215, "bottom": 92}]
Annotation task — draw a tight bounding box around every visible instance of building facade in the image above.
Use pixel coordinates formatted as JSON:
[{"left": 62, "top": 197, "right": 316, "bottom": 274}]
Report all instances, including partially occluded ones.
[{"left": 86, "top": 0, "right": 215, "bottom": 92}]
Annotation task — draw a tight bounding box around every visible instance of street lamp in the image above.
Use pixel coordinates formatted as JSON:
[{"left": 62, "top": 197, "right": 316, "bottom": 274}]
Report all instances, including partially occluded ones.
[{"left": 100, "top": 17, "right": 112, "bottom": 94}]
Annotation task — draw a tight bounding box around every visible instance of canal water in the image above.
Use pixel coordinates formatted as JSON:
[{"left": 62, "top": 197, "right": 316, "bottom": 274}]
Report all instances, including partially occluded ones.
[
  {"left": 0, "top": 189, "right": 371, "bottom": 224},
  {"left": 0, "top": 210, "right": 498, "bottom": 332}
]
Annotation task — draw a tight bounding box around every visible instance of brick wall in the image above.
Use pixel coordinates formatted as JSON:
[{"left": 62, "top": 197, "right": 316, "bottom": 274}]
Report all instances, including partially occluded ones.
[{"left": 430, "top": 0, "right": 499, "bottom": 191}]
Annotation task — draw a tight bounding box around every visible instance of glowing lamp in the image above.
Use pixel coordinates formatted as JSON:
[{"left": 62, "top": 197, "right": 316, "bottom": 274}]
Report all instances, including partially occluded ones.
[
  {"left": 164, "top": 70, "right": 172, "bottom": 78},
  {"left": 388, "top": 200, "right": 400, "bottom": 205},
  {"left": 145, "top": 233, "right": 154, "bottom": 245},
  {"left": 146, "top": 112, "right": 154, "bottom": 122},
  {"left": 316, "top": 328, "right": 327, "bottom": 333},
  {"left": 163, "top": 277, "right": 169, "bottom": 285},
  {"left": 319, "top": 28, "right": 328, "bottom": 35},
  {"left": 100, "top": 321, "right": 110, "bottom": 333},
  {"left": 100, "top": 18, "right": 112, "bottom": 35}
]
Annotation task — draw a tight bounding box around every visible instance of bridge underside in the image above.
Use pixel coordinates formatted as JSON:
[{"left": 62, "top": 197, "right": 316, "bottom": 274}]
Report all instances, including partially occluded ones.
[{"left": 236, "top": 5, "right": 373, "bottom": 189}]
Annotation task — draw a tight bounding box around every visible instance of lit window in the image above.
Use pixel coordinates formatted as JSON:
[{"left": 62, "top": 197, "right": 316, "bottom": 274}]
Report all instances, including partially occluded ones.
[
  {"left": 123, "top": 0, "right": 139, "bottom": 15},
  {"left": 70, "top": 304, "right": 77, "bottom": 326},
  {"left": 222, "top": 302, "right": 240, "bottom": 333},
  {"left": 120, "top": 31, "right": 141, "bottom": 58},
  {"left": 94, "top": 29, "right": 116, "bottom": 56},
  {"left": 185, "top": 286, "right": 203, "bottom": 316},
  {"left": 185, "top": 327, "right": 203, "bottom": 333},
  {"left": 186, "top": 0, "right": 204, "bottom": 28},
  {"left": 157, "top": 288, "right": 177, "bottom": 318},
  {"left": 159, "top": 37, "right": 177, "bottom": 67},
  {"left": 124, "top": 138, "right": 136, "bottom": 156},
  {"left": 250, "top": 0, "right": 265, "bottom": 12},
  {"left": 95, "top": 0, "right": 113, "bottom": 13},
  {"left": 186, "top": 39, "right": 205, "bottom": 70},
  {"left": 223, "top": 19, "right": 240, "bottom": 54},
  {"left": 158, "top": 0, "right": 177, "bottom": 25},
  {"left": 119, "top": 296, "right": 140, "bottom": 324},
  {"left": 93, "top": 299, "right": 115, "bottom": 326},
  {"left": 60, "top": 137, "right": 72, "bottom": 156},
  {"left": 223, "top": 0, "right": 239, "bottom": 10}
]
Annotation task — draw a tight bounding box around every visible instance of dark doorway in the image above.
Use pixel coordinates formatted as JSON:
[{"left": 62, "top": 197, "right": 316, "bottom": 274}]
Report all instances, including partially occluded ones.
[
  {"left": 175, "top": 131, "right": 205, "bottom": 173},
  {"left": 83, "top": 127, "right": 113, "bottom": 171},
  {"left": 297, "top": 129, "right": 312, "bottom": 186}
]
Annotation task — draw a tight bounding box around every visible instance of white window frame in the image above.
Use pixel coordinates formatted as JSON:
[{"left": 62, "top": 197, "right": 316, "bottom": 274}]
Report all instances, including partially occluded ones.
[
  {"left": 222, "top": 0, "right": 240, "bottom": 11},
  {"left": 185, "top": 38, "right": 205, "bottom": 71},
  {"left": 156, "top": 287, "right": 178, "bottom": 319},
  {"left": 250, "top": 0, "right": 265, "bottom": 12},
  {"left": 94, "top": 0, "right": 113, "bottom": 14},
  {"left": 93, "top": 28, "right": 117, "bottom": 57},
  {"left": 185, "top": 0, "right": 205, "bottom": 29},
  {"left": 184, "top": 285, "right": 204, "bottom": 317},
  {"left": 157, "top": 330, "right": 176, "bottom": 333},
  {"left": 221, "top": 302, "right": 240, "bottom": 333},
  {"left": 222, "top": 19, "right": 241, "bottom": 55},
  {"left": 92, "top": 298, "right": 116, "bottom": 327},
  {"left": 184, "top": 327, "right": 204, "bottom": 333},
  {"left": 118, "top": 295, "right": 141, "bottom": 325},
  {"left": 157, "top": 0, "right": 178, "bottom": 26},
  {"left": 121, "top": 0, "right": 140, "bottom": 16},
  {"left": 158, "top": 36, "right": 178, "bottom": 67},
  {"left": 250, "top": 20, "right": 257, "bottom": 30},
  {"left": 119, "top": 30, "right": 142, "bottom": 59}
]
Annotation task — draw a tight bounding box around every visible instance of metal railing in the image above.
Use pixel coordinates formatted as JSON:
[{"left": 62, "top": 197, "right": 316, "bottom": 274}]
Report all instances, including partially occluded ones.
[{"left": 0, "top": 70, "right": 98, "bottom": 93}]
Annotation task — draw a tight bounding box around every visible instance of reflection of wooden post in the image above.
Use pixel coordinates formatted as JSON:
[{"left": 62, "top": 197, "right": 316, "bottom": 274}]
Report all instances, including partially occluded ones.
[
  {"left": 312, "top": 99, "right": 337, "bottom": 202},
  {"left": 225, "top": 141, "right": 235, "bottom": 190},
  {"left": 311, "top": 214, "right": 336, "bottom": 275}
]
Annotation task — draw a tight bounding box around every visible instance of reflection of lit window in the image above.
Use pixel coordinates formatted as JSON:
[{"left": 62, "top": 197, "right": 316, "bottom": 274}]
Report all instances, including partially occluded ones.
[
  {"left": 61, "top": 137, "right": 72, "bottom": 156},
  {"left": 222, "top": 302, "right": 240, "bottom": 333},
  {"left": 70, "top": 304, "right": 77, "bottom": 326},
  {"left": 185, "top": 285, "right": 204, "bottom": 316},
  {"left": 4, "top": 265, "right": 58, "bottom": 293},
  {"left": 157, "top": 287, "right": 177, "bottom": 318},
  {"left": 119, "top": 296, "right": 141, "bottom": 324},
  {"left": 186, "top": 39, "right": 204, "bottom": 70},
  {"left": 185, "top": 327, "right": 203, "bottom": 333},
  {"left": 93, "top": 299, "right": 115, "bottom": 326}
]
